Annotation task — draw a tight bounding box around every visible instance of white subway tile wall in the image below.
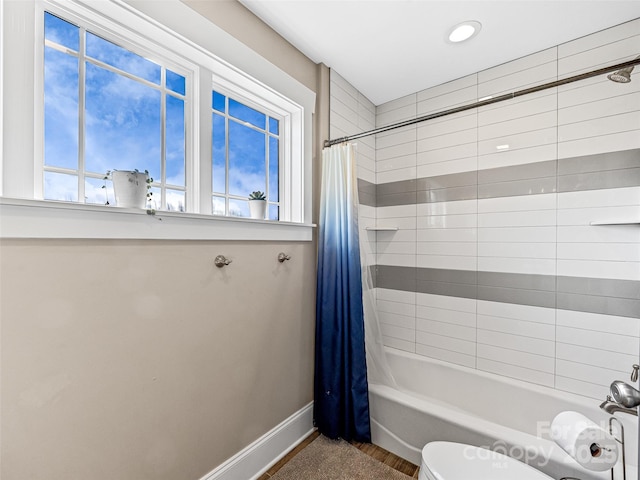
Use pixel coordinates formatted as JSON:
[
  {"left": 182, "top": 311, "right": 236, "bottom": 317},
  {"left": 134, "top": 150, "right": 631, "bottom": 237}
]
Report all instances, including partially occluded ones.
[{"left": 328, "top": 18, "right": 640, "bottom": 400}]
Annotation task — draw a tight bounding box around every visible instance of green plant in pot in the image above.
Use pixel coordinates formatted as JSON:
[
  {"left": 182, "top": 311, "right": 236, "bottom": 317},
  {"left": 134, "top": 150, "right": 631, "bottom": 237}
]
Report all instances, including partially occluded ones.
[
  {"left": 103, "top": 169, "right": 153, "bottom": 211},
  {"left": 248, "top": 190, "right": 267, "bottom": 220}
]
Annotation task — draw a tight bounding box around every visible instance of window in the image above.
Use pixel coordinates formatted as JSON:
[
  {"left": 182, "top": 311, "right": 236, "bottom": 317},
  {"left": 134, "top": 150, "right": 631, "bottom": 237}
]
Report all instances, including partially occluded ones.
[
  {"left": 212, "top": 91, "right": 280, "bottom": 220},
  {"left": 1, "top": 0, "right": 314, "bottom": 240},
  {"left": 44, "top": 12, "right": 187, "bottom": 211}
]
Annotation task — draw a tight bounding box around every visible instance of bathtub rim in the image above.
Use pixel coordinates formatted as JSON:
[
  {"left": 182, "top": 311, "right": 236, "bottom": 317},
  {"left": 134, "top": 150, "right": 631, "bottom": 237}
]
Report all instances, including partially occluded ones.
[
  {"left": 380, "top": 346, "right": 625, "bottom": 417},
  {"left": 369, "top": 347, "right": 638, "bottom": 478}
]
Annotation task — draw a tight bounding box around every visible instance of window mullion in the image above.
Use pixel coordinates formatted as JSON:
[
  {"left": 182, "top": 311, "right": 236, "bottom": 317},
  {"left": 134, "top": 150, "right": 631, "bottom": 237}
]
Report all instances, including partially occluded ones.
[
  {"left": 195, "top": 68, "right": 209, "bottom": 215},
  {"left": 265, "top": 121, "right": 270, "bottom": 213},
  {"left": 224, "top": 97, "right": 230, "bottom": 216},
  {"left": 78, "top": 26, "right": 87, "bottom": 203},
  {"left": 160, "top": 67, "right": 167, "bottom": 210}
]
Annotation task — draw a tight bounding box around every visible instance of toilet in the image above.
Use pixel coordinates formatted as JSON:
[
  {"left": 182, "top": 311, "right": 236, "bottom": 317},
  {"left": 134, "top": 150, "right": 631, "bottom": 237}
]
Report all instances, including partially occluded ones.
[{"left": 419, "top": 442, "right": 553, "bottom": 480}]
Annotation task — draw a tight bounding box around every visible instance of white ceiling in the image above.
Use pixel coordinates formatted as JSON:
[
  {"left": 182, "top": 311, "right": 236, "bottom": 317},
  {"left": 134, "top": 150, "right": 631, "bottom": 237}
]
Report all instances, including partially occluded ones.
[{"left": 239, "top": 0, "right": 640, "bottom": 106}]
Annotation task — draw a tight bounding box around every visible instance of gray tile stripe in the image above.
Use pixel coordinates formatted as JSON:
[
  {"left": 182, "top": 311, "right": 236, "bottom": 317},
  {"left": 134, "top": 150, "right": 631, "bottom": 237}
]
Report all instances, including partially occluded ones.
[
  {"left": 557, "top": 276, "right": 640, "bottom": 300},
  {"left": 416, "top": 267, "right": 476, "bottom": 284},
  {"left": 364, "top": 148, "right": 640, "bottom": 208},
  {"left": 357, "top": 178, "right": 377, "bottom": 195},
  {"left": 358, "top": 178, "right": 376, "bottom": 207},
  {"left": 359, "top": 191, "right": 377, "bottom": 207},
  {"left": 478, "top": 177, "right": 557, "bottom": 199},
  {"left": 557, "top": 167, "right": 640, "bottom": 193},
  {"left": 377, "top": 179, "right": 416, "bottom": 195},
  {"left": 557, "top": 149, "right": 640, "bottom": 175},
  {"left": 478, "top": 271, "right": 556, "bottom": 292},
  {"left": 378, "top": 191, "right": 416, "bottom": 207},
  {"left": 374, "top": 265, "right": 640, "bottom": 317},
  {"left": 417, "top": 185, "right": 478, "bottom": 203}
]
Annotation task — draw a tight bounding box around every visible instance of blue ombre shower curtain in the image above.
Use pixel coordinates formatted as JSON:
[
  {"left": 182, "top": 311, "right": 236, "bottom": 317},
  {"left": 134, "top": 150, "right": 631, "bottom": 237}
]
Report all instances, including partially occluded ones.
[{"left": 314, "top": 143, "right": 371, "bottom": 442}]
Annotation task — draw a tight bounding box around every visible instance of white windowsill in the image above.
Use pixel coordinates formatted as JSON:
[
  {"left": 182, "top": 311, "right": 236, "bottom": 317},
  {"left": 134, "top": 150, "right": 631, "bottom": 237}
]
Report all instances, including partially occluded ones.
[{"left": 0, "top": 198, "right": 315, "bottom": 241}]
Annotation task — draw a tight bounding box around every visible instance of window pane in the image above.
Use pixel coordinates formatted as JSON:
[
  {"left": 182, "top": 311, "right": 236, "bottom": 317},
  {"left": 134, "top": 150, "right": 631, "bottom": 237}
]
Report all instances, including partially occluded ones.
[
  {"left": 212, "top": 91, "right": 225, "bottom": 113},
  {"left": 212, "top": 196, "right": 226, "bottom": 216},
  {"left": 166, "top": 190, "right": 185, "bottom": 212},
  {"left": 45, "top": 47, "right": 78, "bottom": 169},
  {"left": 269, "top": 117, "right": 279, "bottom": 135},
  {"left": 45, "top": 12, "right": 79, "bottom": 51},
  {"left": 85, "top": 177, "right": 110, "bottom": 205},
  {"left": 269, "top": 204, "right": 279, "bottom": 221},
  {"left": 166, "top": 95, "right": 185, "bottom": 187},
  {"left": 228, "top": 121, "right": 265, "bottom": 198},
  {"left": 229, "top": 99, "right": 265, "bottom": 130},
  {"left": 269, "top": 136, "right": 279, "bottom": 202},
  {"left": 212, "top": 113, "right": 226, "bottom": 194},
  {"left": 85, "top": 63, "right": 161, "bottom": 179},
  {"left": 44, "top": 171, "right": 78, "bottom": 202},
  {"left": 229, "top": 198, "right": 249, "bottom": 218},
  {"left": 166, "top": 69, "right": 185, "bottom": 95},
  {"left": 86, "top": 32, "right": 161, "bottom": 84}
]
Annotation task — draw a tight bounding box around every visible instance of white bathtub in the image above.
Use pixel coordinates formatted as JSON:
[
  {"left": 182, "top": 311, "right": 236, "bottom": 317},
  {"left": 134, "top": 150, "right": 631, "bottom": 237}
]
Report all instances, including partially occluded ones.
[{"left": 369, "top": 348, "right": 638, "bottom": 480}]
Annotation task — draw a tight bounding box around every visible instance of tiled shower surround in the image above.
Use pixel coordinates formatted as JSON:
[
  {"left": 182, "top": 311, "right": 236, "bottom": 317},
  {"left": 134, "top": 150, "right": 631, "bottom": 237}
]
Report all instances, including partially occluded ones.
[{"left": 330, "top": 18, "right": 640, "bottom": 400}]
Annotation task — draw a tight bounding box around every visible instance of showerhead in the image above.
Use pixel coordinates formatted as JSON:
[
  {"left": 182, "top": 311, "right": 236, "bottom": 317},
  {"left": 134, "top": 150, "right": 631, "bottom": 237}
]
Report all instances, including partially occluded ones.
[
  {"left": 610, "top": 380, "right": 640, "bottom": 408},
  {"left": 607, "top": 68, "right": 633, "bottom": 83},
  {"left": 608, "top": 55, "right": 639, "bottom": 83}
]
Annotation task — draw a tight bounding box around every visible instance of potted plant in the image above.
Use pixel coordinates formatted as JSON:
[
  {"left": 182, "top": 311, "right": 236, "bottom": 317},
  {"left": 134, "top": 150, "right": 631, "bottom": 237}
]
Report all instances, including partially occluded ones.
[
  {"left": 103, "top": 169, "right": 153, "bottom": 209},
  {"left": 248, "top": 190, "right": 267, "bottom": 220}
]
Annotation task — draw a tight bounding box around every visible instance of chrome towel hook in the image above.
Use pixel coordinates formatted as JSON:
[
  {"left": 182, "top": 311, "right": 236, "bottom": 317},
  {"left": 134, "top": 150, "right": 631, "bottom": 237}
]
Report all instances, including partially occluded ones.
[
  {"left": 214, "top": 255, "right": 232, "bottom": 268},
  {"left": 277, "top": 252, "right": 291, "bottom": 263}
]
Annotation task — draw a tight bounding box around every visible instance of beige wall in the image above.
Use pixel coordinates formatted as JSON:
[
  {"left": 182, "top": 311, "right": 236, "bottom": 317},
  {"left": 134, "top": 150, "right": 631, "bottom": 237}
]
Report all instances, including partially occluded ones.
[
  {"left": 181, "top": 0, "right": 318, "bottom": 93},
  {"left": 0, "top": 2, "right": 329, "bottom": 479}
]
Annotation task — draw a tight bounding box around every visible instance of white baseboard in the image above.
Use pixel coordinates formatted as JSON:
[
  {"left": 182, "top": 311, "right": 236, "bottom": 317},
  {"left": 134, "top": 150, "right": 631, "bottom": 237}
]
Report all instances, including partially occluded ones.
[{"left": 199, "top": 402, "right": 315, "bottom": 480}]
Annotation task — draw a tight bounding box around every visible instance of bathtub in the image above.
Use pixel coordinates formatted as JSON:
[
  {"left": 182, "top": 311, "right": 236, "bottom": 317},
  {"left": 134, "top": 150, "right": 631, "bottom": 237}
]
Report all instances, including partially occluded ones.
[{"left": 369, "top": 348, "right": 638, "bottom": 480}]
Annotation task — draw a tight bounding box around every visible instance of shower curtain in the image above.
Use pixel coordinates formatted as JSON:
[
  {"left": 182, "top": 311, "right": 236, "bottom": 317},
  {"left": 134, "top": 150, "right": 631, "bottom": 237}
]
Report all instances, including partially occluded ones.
[
  {"left": 359, "top": 212, "right": 397, "bottom": 389},
  {"left": 314, "top": 143, "right": 371, "bottom": 442}
]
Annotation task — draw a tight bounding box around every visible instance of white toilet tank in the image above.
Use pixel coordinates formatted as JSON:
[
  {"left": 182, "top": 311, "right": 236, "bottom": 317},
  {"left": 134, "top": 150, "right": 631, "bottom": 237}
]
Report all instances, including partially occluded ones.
[{"left": 419, "top": 442, "right": 554, "bottom": 480}]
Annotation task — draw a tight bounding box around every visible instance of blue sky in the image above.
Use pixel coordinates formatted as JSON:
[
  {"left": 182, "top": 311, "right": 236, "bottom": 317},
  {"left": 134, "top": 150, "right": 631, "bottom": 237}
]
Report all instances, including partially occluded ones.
[{"left": 44, "top": 11, "right": 278, "bottom": 217}]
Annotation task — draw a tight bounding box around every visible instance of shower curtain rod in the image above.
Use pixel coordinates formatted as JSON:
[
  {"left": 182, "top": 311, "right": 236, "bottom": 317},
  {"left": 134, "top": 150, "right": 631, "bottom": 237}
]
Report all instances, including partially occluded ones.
[{"left": 324, "top": 57, "right": 640, "bottom": 148}]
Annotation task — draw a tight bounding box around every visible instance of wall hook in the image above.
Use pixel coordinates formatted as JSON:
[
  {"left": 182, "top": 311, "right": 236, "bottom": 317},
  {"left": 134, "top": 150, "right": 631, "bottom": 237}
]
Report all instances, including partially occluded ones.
[
  {"left": 277, "top": 252, "right": 291, "bottom": 263},
  {"left": 214, "top": 255, "right": 232, "bottom": 268}
]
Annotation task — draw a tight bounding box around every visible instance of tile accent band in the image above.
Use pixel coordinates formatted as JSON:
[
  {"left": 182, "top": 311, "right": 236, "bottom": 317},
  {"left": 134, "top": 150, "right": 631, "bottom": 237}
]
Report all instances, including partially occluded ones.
[
  {"left": 375, "top": 265, "right": 640, "bottom": 318},
  {"left": 358, "top": 178, "right": 377, "bottom": 207},
  {"left": 365, "top": 149, "right": 640, "bottom": 208}
]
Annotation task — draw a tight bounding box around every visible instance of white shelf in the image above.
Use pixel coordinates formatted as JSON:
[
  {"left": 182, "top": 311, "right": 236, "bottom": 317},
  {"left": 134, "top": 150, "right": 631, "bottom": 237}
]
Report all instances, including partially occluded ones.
[
  {"left": 365, "top": 227, "right": 399, "bottom": 231},
  {"left": 590, "top": 220, "right": 640, "bottom": 226}
]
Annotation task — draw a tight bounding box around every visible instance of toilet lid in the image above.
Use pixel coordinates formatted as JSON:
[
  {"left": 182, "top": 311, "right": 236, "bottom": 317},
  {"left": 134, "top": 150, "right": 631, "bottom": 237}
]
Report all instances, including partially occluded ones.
[{"left": 422, "top": 442, "right": 553, "bottom": 480}]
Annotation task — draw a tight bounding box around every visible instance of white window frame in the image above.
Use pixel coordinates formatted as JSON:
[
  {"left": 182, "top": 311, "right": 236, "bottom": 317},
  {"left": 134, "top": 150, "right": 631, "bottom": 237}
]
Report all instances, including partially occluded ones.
[
  {"left": 41, "top": 6, "right": 194, "bottom": 209},
  {"left": 211, "top": 82, "right": 284, "bottom": 220},
  {"left": 0, "top": 0, "right": 314, "bottom": 241}
]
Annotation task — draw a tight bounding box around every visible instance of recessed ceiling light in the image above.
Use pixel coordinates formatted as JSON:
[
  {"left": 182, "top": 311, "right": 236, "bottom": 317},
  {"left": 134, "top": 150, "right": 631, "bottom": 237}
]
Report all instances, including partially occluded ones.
[
  {"left": 496, "top": 144, "right": 510, "bottom": 150},
  {"left": 447, "top": 21, "right": 482, "bottom": 43}
]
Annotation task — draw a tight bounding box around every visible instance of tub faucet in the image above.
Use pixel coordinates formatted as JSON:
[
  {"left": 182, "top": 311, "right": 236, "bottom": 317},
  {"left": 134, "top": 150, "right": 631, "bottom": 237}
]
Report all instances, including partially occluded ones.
[
  {"left": 600, "top": 395, "right": 638, "bottom": 417},
  {"left": 610, "top": 380, "right": 640, "bottom": 408}
]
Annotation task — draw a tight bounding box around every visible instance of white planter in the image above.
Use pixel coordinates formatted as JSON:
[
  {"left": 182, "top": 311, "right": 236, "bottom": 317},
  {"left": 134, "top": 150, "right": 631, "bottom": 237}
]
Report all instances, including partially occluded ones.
[
  {"left": 248, "top": 200, "right": 267, "bottom": 220},
  {"left": 112, "top": 170, "right": 148, "bottom": 209}
]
